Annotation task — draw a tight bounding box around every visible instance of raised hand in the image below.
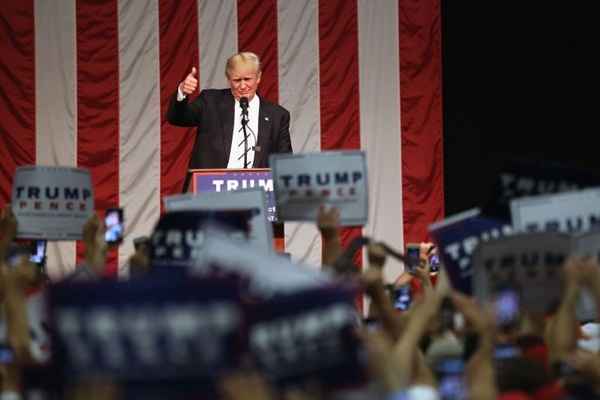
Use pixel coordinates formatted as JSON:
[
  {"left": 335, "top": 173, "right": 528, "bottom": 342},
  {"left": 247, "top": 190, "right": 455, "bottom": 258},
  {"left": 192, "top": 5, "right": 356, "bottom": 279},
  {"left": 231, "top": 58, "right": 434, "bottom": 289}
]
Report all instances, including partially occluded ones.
[
  {"left": 83, "top": 214, "right": 108, "bottom": 274},
  {"left": 179, "top": 66, "right": 198, "bottom": 96}
]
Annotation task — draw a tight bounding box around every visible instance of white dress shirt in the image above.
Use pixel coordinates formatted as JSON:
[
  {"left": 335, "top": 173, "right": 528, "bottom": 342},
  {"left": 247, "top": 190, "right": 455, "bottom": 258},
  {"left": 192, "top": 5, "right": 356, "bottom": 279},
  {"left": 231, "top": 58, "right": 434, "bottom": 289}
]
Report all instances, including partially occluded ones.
[{"left": 228, "top": 95, "right": 259, "bottom": 168}]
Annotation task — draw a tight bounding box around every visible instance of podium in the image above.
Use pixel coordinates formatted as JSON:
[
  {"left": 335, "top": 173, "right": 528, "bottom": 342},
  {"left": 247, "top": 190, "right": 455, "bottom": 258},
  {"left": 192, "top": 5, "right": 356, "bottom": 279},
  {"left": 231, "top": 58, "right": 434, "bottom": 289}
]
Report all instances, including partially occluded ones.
[{"left": 186, "top": 168, "right": 285, "bottom": 252}]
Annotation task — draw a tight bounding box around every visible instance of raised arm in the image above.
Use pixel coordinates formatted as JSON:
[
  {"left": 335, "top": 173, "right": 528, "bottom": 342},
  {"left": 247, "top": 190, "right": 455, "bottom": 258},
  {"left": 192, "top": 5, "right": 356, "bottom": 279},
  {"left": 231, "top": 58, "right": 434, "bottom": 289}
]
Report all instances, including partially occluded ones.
[
  {"left": 452, "top": 292, "right": 497, "bottom": 400},
  {"left": 317, "top": 205, "right": 343, "bottom": 268},
  {"left": 166, "top": 67, "right": 203, "bottom": 127},
  {"left": 546, "top": 257, "right": 582, "bottom": 365}
]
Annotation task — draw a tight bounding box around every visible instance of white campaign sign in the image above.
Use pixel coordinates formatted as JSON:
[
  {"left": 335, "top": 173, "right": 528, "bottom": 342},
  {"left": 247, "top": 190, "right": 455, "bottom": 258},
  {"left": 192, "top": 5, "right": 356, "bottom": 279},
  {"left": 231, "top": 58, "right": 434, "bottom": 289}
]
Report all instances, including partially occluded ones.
[
  {"left": 511, "top": 188, "right": 600, "bottom": 233},
  {"left": 472, "top": 232, "right": 598, "bottom": 321},
  {"left": 163, "top": 188, "right": 273, "bottom": 253},
  {"left": 472, "top": 232, "right": 571, "bottom": 314},
  {"left": 270, "top": 151, "right": 368, "bottom": 226},
  {"left": 190, "top": 233, "right": 332, "bottom": 298},
  {"left": 11, "top": 166, "right": 94, "bottom": 240}
]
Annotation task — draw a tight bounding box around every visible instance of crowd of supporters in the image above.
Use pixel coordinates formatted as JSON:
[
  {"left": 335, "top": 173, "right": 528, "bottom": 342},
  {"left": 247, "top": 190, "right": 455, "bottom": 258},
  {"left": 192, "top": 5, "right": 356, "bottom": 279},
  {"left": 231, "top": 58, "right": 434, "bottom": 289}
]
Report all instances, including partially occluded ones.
[{"left": 1, "top": 203, "right": 600, "bottom": 399}]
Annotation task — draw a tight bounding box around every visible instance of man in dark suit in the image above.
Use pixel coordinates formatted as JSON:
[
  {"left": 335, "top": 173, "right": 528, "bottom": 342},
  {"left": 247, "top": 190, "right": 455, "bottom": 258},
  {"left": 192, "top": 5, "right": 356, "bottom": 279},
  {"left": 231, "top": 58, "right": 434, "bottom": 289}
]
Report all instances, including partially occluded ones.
[{"left": 167, "top": 52, "right": 292, "bottom": 173}]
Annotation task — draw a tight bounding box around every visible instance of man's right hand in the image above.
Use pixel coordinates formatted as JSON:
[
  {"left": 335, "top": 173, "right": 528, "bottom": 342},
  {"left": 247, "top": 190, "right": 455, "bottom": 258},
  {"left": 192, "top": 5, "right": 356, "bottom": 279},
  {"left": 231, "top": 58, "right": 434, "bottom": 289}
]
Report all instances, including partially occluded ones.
[{"left": 179, "top": 67, "right": 198, "bottom": 96}]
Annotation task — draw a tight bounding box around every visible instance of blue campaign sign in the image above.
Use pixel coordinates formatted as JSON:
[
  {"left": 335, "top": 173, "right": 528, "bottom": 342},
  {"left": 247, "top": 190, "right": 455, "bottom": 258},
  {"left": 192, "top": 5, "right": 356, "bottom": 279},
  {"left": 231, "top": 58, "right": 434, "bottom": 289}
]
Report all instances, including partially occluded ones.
[
  {"left": 429, "top": 209, "right": 512, "bottom": 294},
  {"left": 194, "top": 169, "right": 277, "bottom": 221},
  {"left": 149, "top": 209, "right": 257, "bottom": 267},
  {"left": 245, "top": 284, "right": 367, "bottom": 389},
  {"left": 48, "top": 275, "right": 244, "bottom": 389}
]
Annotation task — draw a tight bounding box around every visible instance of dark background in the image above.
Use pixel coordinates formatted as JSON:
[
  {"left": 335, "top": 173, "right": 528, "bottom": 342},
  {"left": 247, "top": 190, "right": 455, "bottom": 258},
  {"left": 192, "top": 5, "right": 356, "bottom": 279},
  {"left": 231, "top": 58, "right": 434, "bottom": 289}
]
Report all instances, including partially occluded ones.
[{"left": 442, "top": 2, "right": 597, "bottom": 215}]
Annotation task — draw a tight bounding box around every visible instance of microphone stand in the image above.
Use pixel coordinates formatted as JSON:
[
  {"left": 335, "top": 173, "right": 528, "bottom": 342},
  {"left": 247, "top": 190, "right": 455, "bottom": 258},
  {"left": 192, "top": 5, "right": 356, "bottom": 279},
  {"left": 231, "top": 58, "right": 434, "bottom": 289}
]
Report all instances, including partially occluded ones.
[{"left": 240, "top": 98, "right": 249, "bottom": 169}]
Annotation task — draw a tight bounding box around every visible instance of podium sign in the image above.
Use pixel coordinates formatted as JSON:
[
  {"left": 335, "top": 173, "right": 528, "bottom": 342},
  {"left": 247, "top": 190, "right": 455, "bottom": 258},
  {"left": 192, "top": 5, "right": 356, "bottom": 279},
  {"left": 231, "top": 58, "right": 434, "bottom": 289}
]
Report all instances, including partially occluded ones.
[{"left": 191, "top": 168, "right": 276, "bottom": 222}]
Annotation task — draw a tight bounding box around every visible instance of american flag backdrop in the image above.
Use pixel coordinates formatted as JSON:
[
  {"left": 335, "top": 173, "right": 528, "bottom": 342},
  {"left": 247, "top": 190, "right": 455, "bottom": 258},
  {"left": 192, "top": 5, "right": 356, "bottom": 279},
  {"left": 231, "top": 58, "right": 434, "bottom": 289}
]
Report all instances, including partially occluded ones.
[{"left": 0, "top": 0, "right": 444, "bottom": 282}]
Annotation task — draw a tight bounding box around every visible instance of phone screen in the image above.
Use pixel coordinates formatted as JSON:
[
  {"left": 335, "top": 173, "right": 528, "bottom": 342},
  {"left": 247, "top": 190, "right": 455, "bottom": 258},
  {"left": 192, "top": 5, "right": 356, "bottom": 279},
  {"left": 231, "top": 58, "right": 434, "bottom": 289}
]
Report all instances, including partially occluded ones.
[
  {"left": 0, "top": 344, "right": 14, "bottom": 364},
  {"left": 105, "top": 208, "right": 124, "bottom": 244},
  {"left": 393, "top": 285, "right": 412, "bottom": 311},
  {"left": 494, "top": 344, "right": 521, "bottom": 360},
  {"left": 434, "top": 357, "right": 467, "bottom": 400},
  {"left": 29, "top": 240, "right": 47, "bottom": 267},
  {"left": 406, "top": 244, "right": 420, "bottom": 272},
  {"left": 429, "top": 253, "right": 440, "bottom": 272},
  {"left": 494, "top": 289, "right": 520, "bottom": 326}
]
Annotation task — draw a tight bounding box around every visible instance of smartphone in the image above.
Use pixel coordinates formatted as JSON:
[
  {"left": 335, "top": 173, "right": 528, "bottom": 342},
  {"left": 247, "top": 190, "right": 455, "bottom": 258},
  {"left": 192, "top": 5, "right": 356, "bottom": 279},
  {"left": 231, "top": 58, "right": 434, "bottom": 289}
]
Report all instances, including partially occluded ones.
[
  {"left": 493, "top": 288, "right": 520, "bottom": 327},
  {"left": 393, "top": 284, "right": 412, "bottom": 311},
  {"left": 29, "top": 240, "right": 47, "bottom": 268},
  {"left": 434, "top": 357, "right": 467, "bottom": 400},
  {"left": 104, "top": 208, "right": 124, "bottom": 244},
  {"left": 429, "top": 253, "right": 440, "bottom": 273},
  {"left": 0, "top": 344, "right": 14, "bottom": 364},
  {"left": 494, "top": 343, "right": 521, "bottom": 360},
  {"left": 405, "top": 243, "right": 421, "bottom": 273}
]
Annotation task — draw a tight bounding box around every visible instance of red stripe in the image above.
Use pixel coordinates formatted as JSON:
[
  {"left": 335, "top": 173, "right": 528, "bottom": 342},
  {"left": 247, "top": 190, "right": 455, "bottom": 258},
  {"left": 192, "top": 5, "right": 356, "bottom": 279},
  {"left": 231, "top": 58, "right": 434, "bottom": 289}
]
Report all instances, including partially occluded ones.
[
  {"left": 237, "top": 0, "right": 279, "bottom": 104},
  {"left": 159, "top": 0, "right": 199, "bottom": 202},
  {"left": 0, "top": 1, "right": 35, "bottom": 209},
  {"left": 399, "top": 0, "right": 445, "bottom": 243},
  {"left": 319, "top": 0, "right": 363, "bottom": 308},
  {"left": 76, "top": 0, "right": 120, "bottom": 275}
]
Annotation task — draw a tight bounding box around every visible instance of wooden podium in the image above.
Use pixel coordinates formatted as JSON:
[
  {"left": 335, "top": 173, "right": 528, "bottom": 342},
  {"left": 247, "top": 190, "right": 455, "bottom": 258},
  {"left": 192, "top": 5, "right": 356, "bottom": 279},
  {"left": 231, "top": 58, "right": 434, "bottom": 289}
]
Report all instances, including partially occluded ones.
[{"left": 186, "top": 168, "right": 285, "bottom": 252}]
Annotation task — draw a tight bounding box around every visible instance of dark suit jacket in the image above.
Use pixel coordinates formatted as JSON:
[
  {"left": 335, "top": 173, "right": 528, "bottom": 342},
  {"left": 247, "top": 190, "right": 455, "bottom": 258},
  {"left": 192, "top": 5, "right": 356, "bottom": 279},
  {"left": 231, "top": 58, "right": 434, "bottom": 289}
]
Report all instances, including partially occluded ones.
[{"left": 167, "top": 88, "right": 292, "bottom": 171}]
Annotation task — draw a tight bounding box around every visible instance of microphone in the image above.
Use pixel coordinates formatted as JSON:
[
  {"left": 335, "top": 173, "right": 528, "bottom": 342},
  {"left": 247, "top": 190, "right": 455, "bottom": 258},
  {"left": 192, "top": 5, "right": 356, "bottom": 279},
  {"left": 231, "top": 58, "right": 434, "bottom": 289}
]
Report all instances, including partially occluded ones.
[{"left": 240, "top": 97, "right": 249, "bottom": 114}]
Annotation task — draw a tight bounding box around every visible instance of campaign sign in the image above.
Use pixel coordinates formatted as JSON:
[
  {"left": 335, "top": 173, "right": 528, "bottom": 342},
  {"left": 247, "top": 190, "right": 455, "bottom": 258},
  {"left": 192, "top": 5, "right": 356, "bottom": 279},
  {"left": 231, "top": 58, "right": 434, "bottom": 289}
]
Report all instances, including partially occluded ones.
[
  {"left": 245, "top": 285, "right": 366, "bottom": 388},
  {"left": 572, "top": 229, "right": 600, "bottom": 260},
  {"left": 471, "top": 232, "right": 572, "bottom": 315},
  {"left": 11, "top": 166, "right": 94, "bottom": 240},
  {"left": 270, "top": 151, "right": 368, "bottom": 226},
  {"left": 48, "top": 276, "right": 243, "bottom": 388},
  {"left": 190, "top": 234, "right": 332, "bottom": 299},
  {"left": 164, "top": 189, "right": 274, "bottom": 253},
  {"left": 193, "top": 169, "right": 276, "bottom": 221},
  {"left": 511, "top": 188, "right": 600, "bottom": 234},
  {"left": 483, "top": 158, "right": 600, "bottom": 221},
  {"left": 149, "top": 209, "right": 256, "bottom": 268},
  {"left": 429, "top": 209, "right": 512, "bottom": 294}
]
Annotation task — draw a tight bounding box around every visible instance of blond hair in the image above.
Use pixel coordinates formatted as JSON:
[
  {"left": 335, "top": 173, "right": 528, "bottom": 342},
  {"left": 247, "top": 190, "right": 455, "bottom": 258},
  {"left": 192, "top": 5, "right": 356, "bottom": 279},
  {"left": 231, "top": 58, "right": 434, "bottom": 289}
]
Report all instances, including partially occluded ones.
[{"left": 225, "top": 52, "right": 261, "bottom": 78}]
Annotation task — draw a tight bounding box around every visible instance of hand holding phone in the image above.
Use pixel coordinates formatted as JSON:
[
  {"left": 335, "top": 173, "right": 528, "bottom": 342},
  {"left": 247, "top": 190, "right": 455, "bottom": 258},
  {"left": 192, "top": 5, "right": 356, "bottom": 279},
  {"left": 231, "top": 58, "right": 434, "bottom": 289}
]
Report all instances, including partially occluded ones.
[{"left": 104, "top": 208, "right": 124, "bottom": 245}]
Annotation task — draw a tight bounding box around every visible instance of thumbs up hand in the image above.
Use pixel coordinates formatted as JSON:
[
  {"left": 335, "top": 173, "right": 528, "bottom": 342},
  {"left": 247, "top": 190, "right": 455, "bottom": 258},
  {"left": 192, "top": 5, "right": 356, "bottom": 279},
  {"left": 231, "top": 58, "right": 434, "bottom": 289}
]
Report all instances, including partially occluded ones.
[{"left": 179, "top": 67, "right": 198, "bottom": 96}]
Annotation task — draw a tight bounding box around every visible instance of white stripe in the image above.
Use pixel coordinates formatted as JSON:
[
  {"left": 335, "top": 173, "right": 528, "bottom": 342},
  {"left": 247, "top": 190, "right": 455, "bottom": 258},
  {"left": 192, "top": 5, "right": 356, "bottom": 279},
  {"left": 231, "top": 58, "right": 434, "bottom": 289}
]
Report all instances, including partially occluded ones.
[
  {"left": 198, "top": 0, "right": 238, "bottom": 90},
  {"left": 34, "top": 0, "right": 77, "bottom": 280},
  {"left": 278, "top": 0, "right": 322, "bottom": 267},
  {"left": 118, "top": 0, "right": 162, "bottom": 274},
  {"left": 358, "top": 0, "right": 404, "bottom": 282}
]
